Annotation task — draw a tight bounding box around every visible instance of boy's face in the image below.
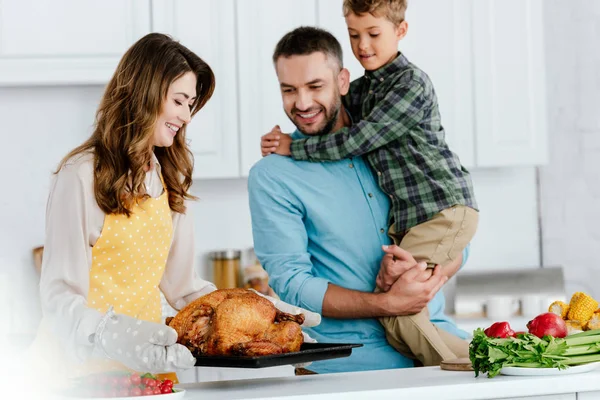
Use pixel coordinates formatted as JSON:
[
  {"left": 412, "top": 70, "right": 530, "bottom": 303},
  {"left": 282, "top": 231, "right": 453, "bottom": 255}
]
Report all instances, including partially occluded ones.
[
  {"left": 275, "top": 52, "right": 350, "bottom": 136},
  {"left": 345, "top": 11, "right": 408, "bottom": 71}
]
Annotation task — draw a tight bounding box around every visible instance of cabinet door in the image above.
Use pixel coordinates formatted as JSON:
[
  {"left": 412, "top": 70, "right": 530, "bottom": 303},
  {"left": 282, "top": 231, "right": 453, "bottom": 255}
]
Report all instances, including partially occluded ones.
[
  {"left": 316, "top": 0, "right": 475, "bottom": 168},
  {"left": 472, "top": 0, "right": 548, "bottom": 167},
  {"left": 0, "top": 0, "right": 150, "bottom": 86},
  {"left": 152, "top": 0, "right": 240, "bottom": 179},
  {"left": 237, "top": 0, "right": 317, "bottom": 176}
]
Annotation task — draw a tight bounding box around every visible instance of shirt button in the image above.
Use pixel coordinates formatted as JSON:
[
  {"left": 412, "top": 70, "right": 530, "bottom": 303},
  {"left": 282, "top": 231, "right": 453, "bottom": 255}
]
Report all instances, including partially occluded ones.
[
  {"left": 369, "top": 90, "right": 374, "bottom": 95},
  {"left": 368, "top": 193, "right": 373, "bottom": 198},
  {"left": 389, "top": 195, "right": 393, "bottom": 200},
  {"left": 380, "top": 228, "right": 385, "bottom": 233},
  {"left": 349, "top": 163, "right": 354, "bottom": 168},
  {"left": 377, "top": 171, "right": 382, "bottom": 176},
  {"left": 379, "top": 77, "right": 384, "bottom": 82}
]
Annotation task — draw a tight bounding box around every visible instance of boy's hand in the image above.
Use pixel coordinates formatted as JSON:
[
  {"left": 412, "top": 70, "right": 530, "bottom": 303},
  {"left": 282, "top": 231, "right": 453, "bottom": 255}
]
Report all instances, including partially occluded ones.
[
  {"left": 261, "top": 125, "right": 292, "bottom": 157},
  {"left": 377, "top": 245, "right": 435, "bottom": 291},
  {"left": 384, "top": 263, "right": 447, "bottom": 316}
]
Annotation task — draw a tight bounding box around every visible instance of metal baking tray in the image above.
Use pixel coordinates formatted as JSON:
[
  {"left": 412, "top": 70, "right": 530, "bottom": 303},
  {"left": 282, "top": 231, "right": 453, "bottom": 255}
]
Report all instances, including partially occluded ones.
[{"left": 193, "top": 343, "right": 363, "bottom": 368}]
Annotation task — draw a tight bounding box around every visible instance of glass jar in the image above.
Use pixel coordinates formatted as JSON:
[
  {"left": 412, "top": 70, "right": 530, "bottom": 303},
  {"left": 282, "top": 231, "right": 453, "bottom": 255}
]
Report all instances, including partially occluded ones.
[{"left": 211, "top": 249, "right": 241, "bottom": 289}]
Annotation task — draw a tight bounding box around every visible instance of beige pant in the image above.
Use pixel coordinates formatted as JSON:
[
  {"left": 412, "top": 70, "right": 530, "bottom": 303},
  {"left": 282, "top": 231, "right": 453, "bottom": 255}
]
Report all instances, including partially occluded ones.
[{"left": 379, "top": 205, "right": 479, "bottom": 366}]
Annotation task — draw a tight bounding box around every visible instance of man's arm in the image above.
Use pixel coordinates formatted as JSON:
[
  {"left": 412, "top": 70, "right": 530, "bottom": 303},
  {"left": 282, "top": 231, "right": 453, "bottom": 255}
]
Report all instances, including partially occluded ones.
[
  {"left": 248, "top": 162, "right": 445, "bottom": 318},
  {"left": 322, "top": 260, "right": 446, "bottom": 318},
  {"left": 290, "top": 76, "right": 428, "bottom": 161}
]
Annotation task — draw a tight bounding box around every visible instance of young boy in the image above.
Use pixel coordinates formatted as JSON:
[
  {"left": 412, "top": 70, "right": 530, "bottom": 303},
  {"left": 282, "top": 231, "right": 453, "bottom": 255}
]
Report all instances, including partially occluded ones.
[{"left": 261, "top": 0, "right": 478, "bottom": 367}]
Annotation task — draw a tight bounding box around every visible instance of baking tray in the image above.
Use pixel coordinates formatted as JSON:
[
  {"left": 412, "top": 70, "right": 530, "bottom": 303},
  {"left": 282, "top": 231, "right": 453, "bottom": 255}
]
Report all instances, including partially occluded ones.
[{"left": 193, "top": 343, "right": 363, "bottom": 368}]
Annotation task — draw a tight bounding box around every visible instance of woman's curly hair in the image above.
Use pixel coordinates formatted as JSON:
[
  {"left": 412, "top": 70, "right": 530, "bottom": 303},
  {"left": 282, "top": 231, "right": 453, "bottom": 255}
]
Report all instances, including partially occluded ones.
[{"left": 56, "top": 33, "right": 215, "bottom": 216}]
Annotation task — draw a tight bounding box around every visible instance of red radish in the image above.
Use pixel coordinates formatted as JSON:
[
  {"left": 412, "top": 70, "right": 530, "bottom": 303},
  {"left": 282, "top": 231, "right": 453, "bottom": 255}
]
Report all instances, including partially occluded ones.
[
  {"left": 484, "top": 321, "right": 516, "bottom": 338},
  {"left": 527, "top": 312, "right": 568, "bottom": 338}
]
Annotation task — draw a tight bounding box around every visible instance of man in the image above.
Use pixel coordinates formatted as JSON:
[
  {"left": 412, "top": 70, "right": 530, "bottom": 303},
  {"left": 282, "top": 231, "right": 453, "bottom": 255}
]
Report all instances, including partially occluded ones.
[{"left": 248, "top": 26, "right": 468, "bottom": 374}]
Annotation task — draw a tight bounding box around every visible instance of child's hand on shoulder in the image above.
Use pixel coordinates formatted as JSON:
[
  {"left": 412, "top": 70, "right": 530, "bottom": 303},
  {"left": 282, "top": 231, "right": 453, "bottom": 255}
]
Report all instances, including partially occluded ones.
[{"left": 261, "top": 125, "right": 292, "bottom": 157}]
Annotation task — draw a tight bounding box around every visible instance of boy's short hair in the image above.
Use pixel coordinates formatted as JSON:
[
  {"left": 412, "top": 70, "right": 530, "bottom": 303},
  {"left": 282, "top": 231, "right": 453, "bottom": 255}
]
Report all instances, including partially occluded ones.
[
  {"left": 343, "top": 0, "right": 407, "bottom": 26},
  {"left": 272, "top": 26, "right": 343, "bottom": 70}
]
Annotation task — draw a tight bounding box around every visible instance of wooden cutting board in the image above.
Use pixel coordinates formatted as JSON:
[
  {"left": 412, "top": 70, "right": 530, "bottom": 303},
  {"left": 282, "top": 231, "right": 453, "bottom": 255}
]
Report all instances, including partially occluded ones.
[{"left": 440, "top": 358, "right": 474, "bottom": 371}]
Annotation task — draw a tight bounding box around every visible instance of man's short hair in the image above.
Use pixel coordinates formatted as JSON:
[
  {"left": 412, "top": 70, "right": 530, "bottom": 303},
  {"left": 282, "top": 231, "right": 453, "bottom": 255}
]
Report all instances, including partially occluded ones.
[
  {"left": 343, "top": 0, "right": 407, "bottom": 26},
  {"left": 272, "top": 26, "right": 343, "bottom": 70}
]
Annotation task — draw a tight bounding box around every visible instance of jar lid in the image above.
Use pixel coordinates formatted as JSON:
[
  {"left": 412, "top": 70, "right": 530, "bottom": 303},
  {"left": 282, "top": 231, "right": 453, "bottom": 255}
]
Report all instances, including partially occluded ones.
[{"left": 210, "top": 249, "right": 241, "bottom": 259}]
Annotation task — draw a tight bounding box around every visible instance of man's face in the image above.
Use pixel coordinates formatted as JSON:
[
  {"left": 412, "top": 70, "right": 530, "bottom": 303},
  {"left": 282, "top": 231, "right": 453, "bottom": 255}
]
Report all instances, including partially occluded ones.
[{"left": 275, "top": 52, "right": 348, "bottom": 136}]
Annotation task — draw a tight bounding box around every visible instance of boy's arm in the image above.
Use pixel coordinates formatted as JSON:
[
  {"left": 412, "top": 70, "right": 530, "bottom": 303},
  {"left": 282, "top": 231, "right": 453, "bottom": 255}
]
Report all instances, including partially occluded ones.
[{"left": 290, "top": 78, "right": 428, "bottom": 161}]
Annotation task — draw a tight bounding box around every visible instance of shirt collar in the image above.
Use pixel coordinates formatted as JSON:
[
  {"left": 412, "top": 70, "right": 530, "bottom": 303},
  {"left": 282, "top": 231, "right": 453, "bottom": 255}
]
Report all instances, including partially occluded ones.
[
  {"left": 364, "top": 52, "right": 408, "bottom": 82},
  {"left": 151, "top": 152, "right": 162, "bottom": 175}
]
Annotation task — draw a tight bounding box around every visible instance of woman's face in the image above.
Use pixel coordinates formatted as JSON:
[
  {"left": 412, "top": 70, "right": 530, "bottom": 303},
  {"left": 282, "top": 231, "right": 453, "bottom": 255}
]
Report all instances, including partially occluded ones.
[{"left": 153, "top": 71, "right": 197, "bottom": 147}]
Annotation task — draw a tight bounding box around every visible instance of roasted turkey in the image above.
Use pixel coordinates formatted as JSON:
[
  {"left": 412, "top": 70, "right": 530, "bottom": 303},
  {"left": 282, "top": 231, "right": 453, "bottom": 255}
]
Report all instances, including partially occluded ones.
[{"left": 166, "top": 288, "right": 305, "bottom": 356}]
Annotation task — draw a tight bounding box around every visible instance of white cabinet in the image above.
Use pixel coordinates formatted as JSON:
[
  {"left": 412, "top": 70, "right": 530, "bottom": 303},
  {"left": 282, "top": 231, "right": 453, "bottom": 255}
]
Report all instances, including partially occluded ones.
[
  {"left": 0, "top": 0, "right": 548, "bottom": 174},
  {"left": 317, "top": 0, "right": 475, "bottom": 168},
  {"left": 236, "top": 0, "right": 318, "bottom": 176},
  {"left": 152, "top": 0, "right": 240, "bottom": 179},
  {"left": 579, "top": 392, "right": 600, "bottom": 400},
  {"left": 0, "top": 0, "right": 151, "bottom": 86},
  {"left": 472, "top": 0, "right": 548, "bottom": 167}
]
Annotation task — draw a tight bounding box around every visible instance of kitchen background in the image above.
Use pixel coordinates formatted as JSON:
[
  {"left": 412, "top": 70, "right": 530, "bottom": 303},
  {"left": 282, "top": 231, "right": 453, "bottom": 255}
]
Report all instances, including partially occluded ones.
[{"left": 0, "top": 0, "right": 598, "bottom": 356}]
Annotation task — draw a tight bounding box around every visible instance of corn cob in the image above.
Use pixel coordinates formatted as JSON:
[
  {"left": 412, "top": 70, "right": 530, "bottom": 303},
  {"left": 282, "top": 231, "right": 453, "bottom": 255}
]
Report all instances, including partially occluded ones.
[
  {"left": 567, "top": 292, "right": 598, "bottom": 325},
  {"left": 586, "top": 313, "right": 600, "bottom": 331},
  {"left": 565, "top": 320, "right": 584, "bottom": 335},
  {"left": 549, "top": 301, "right": 570, "bottom": 319}
]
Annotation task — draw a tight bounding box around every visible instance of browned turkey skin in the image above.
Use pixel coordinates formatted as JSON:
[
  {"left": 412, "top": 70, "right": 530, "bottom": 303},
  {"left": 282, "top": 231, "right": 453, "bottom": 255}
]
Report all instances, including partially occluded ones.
[{"left": 166, "top": 288, "right": 305, "bottom": 356}]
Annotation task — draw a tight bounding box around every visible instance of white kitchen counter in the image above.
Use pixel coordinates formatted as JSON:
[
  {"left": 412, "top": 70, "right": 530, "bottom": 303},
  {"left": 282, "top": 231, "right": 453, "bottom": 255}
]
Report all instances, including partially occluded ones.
[{"left": 176, "top": 365, "right": 600, "bottom": 400}]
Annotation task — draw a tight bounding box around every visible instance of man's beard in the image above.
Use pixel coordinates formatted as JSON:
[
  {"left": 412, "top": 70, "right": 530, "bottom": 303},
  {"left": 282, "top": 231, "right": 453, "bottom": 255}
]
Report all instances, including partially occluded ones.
[{"left": 288, "top": 96, "right": 342, "bottom": 137}]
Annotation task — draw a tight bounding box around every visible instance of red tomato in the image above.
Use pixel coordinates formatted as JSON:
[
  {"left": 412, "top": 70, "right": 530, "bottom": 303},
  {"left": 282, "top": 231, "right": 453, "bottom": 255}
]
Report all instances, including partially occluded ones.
[
  {"left": 110, "top": 376, "right": 121, "bottom": 387},
  {"left": 129, "top": 386, "right": 143, "bottom": 396},
  {"left": 162, "top": 379, "right": 173, "bottom": 388},
  {"left": 120, "top": 375, "right": 131, "bottom": 387},
  {"left": 141, "top": 377, "right": 156, "bottom": 387},
  {"left": 130, "top": 373, "right": 142, "bottom": 386},
  {"left": 146, "top": 378, "right": 158, "bottom": 388},
  {"left": 142, "top": 387, "right": 155, "bottom": 396},
  {"left": 153, "top": 387, "right": 161, "bottom": 395},
  {"left": 161, "top": 385, "right": 173, "bottom": 394}
]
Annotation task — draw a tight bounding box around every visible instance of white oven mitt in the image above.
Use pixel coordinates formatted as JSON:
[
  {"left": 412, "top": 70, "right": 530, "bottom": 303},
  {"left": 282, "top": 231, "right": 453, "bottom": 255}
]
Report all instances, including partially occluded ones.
[
  {"left": 248, "top": 289, "right": 322, "bottom": 328},
  {"left": 93, "top": 306, "right": 196, "bottom": 373}
]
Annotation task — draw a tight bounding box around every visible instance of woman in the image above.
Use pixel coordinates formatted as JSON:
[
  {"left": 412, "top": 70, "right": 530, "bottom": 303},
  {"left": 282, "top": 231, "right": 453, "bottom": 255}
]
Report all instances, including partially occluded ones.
[{"left": 31, "top": 33, "right": 319, "bottom": 388}]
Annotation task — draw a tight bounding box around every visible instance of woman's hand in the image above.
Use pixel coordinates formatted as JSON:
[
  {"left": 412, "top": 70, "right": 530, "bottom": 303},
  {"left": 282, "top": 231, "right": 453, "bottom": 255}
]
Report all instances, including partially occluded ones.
[
  {"left": 248, "top": 288, "right": 322, "bottom": 328},
  {"left": 94, "top": 307, "right": 196, "bottom": 373}
]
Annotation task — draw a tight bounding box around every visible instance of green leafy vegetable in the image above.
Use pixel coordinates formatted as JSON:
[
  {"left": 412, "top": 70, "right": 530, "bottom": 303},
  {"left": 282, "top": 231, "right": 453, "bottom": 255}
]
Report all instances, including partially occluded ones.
[{"left": 469, "top": 328, "right": 600, "bottom": 378}]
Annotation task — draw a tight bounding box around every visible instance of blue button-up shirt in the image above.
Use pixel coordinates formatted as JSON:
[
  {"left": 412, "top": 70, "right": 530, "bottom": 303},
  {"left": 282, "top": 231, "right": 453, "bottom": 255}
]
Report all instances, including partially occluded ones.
[{"left": 248, "top": 131, "right": 468, "bottom": 374}]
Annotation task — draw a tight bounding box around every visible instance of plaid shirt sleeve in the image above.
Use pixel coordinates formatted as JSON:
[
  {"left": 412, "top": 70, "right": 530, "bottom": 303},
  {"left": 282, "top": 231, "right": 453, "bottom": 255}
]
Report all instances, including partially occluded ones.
[{"left": 290, "top": 78, "right": 427, "bottom": 161}]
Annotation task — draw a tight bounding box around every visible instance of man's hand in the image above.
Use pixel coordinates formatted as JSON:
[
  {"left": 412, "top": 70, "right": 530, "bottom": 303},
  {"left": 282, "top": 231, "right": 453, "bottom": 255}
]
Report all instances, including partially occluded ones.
[
  {"left": 376, "top": 245, "right": 433, "bottom": 291},
  {"left": 261, "top": 125, "right": 292, "bottom": 157},
  {"left": 382, "top": 262, "right": 447, "bottom": 316}
]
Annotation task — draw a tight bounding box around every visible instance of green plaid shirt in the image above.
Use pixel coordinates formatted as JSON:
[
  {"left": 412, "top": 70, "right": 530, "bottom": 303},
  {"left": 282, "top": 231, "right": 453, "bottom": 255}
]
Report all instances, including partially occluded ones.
[{"left": 290, "top": 52, "right": 477, "bottom": 231}]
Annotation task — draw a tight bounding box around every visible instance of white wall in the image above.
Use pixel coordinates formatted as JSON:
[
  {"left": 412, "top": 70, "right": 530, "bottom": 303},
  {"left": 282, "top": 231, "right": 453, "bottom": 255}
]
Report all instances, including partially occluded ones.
[{"left": 539, "top": 0, "right": 600, "bottom": 300}]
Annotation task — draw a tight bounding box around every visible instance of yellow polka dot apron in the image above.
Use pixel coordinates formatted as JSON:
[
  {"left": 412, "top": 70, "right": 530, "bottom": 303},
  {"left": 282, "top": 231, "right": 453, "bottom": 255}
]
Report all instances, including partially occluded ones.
[{"left": 81, "top": 175, "right": 178, "bottom": 382}]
